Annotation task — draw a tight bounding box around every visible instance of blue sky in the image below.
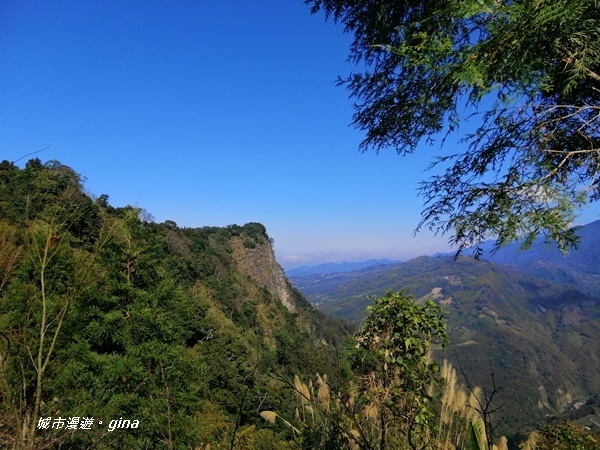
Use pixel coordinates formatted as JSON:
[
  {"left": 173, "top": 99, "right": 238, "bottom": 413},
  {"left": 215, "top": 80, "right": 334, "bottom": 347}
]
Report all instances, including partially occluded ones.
[{"left": 2, "top": 0, "right": 598, "bottom": 269}]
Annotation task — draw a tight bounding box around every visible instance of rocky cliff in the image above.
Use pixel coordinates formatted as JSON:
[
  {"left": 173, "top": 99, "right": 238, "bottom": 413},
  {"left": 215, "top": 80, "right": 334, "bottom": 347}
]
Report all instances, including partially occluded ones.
[{"left": 230, "top": 235, "right": 296, "bottom": 312}]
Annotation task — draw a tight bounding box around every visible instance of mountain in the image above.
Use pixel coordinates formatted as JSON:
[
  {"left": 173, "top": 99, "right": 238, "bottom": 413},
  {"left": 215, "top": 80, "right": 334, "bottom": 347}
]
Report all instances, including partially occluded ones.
[
  {"left": 3, "top": 159, "right": 596, "bottom": 447},
  {"left": 291, "top": 255, "right": 600, "bottom": 438},
  {"left": 484, "top": 220, "right": 600, "bottom": 298},
  {"left": 0, "top": 159, "right": 351, "bottom": 449},
  {"left": 440, "top": 220, "right": 600, "bottom": 298},
  {"left": 285, "top": 258, "right": 401, "bottom": 277}
]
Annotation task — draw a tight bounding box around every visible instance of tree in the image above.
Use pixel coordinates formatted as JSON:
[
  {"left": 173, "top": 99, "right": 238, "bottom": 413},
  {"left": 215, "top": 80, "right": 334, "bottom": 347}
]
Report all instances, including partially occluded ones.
[
  {"left": 0, "top": 189, "right": 110, "bottom": 449},
  {"left": 350, "top": 290, "right": 448, "bottom": 450},
  {"left": 521, "top": 422, "right": 600, "bottom": 450},
  {"left": 260, "top": 291, "right": 448, "bottom": 450},
  {"left": 306, "top": 0, "right": 600, "bottom": 255}
]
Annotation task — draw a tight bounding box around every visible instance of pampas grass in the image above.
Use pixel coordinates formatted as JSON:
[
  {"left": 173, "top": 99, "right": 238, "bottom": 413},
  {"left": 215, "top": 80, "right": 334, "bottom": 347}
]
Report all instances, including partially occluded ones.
[
  {"left": 435, "top": 360, "right": 511, "bottom": 450},
  {"left": 264, "top": 364, "right": 518, "bottom": 450},
  {"left": 520, "top": 430, "right": 540, "bottom": 450}
]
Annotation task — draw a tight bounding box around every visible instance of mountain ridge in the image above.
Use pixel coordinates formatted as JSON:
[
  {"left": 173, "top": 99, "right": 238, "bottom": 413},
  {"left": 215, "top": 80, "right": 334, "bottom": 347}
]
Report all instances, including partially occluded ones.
[
  {"left": 441, "top": 220, "right": 600, "bottom": 297},
  {"left": 289, "top": 220, "right": 600, "bottom": 298},
  {"left": 285, "top": 258, "right": 402, "bottom": 277}
]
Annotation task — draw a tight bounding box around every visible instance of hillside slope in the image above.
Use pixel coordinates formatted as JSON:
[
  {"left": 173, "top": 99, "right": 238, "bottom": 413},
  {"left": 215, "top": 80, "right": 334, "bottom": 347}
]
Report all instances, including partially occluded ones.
[
  {"left": 441, "top": 220, "right": 600, "bottom": 297},
  {"left": 0, "top": 159, "right": 351, "bottom": 449},
  {"left": 291, "top": 256, "right": 600, "bottom": 437}
]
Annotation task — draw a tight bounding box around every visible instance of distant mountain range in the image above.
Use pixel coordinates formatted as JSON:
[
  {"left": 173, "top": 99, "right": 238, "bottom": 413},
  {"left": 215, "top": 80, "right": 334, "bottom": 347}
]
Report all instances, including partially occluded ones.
[
  {"left": 286, "top": 219, "right": 600, "bottom": 291},
  {"left": 285, "top": 258, "right": 401, "bottom": 277},
  {"left": 289, "top": 223, "right": 600, "bottom": 439},
  {"left": 439, "top": 219, "right": 600, "bottom": 297}
]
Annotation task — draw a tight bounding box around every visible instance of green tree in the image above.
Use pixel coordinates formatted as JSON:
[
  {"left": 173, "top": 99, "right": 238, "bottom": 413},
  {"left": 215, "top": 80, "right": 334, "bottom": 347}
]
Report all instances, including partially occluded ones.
[
  {"left": 306, "top": 0, "right": 600, "bottom": 255},
  {"left": 260, "top": 291, "right": 448, "bottom": 450},
  {"left": 520, "top": 422, "right": 600, "bottom": 450},
  {"left": 350, "top": 290, "right": 448, "bottom": 450},
  {"left": 0, "top": 195, "right": 110, "bottom": 449}
]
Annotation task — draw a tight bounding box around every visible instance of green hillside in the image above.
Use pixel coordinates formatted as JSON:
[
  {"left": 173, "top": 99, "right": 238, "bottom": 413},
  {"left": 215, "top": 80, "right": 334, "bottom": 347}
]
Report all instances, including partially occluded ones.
[
  {"left": 291, "top": 256, "right": 600, "bottom": 439},
  {"left": 0, "top": 159, "right": 351, "bottom": 449},
  {"left": 449, "top": 221, "right": 600, "bottom": 298}
]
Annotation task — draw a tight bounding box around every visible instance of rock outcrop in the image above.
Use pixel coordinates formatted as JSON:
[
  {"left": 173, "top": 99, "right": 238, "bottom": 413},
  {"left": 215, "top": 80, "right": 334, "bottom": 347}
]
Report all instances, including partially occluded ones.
[{"left": 230, "top": 236, "right": 296, "bottom": 312}]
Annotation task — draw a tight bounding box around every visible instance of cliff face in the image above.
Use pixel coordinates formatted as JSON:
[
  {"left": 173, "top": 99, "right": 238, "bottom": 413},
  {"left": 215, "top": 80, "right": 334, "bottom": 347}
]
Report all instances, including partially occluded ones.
[{"left": 230, "top": 236, "right": 296, "bottom": 312}]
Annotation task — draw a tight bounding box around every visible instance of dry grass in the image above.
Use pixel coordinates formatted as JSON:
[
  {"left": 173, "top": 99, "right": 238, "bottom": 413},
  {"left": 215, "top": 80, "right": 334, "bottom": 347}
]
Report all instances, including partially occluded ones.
[
  {"left": 436, "top": 359, "right": 511, "bottom": 450},
  {"left": 261, "top": 364, "right": 518, "bottom": 450},
  {"left": 520, "top": 430, "right": 540, "bottom": 450},
  {"left": 259, "top": 411, "right": 277, "bottom": 424}
]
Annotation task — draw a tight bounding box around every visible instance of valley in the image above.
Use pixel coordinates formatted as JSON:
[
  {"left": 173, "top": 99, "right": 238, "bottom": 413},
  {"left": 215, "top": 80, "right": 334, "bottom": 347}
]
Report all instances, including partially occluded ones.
[{"left": 290, "top": 252, "right": 600, "bottom": 439}]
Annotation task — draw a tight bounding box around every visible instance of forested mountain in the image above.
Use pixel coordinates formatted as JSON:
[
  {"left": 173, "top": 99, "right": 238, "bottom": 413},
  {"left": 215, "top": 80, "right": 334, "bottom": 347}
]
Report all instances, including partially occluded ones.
[
  {"left": 291, "top": 256, "right": 600, "bottom": 439},
  {"left": 0, "top": 159, "right": 351, "bottom": 449},
  {"left": 481, "top": 221, "right": 600, "bottom": 298},
  {"left": 433, "top": 220, "right": 600, "bottom": 298}
]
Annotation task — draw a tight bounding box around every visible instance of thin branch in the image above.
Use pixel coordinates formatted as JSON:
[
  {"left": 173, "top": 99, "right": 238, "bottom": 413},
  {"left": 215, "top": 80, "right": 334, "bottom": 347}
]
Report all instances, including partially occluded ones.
[
  {"left": 229, "top": 341, "right": 260, "bottom": 450},
  {"left": 12, "top": 146, "right": 52, "bottom": 165},
  {"left": 586, "top": 68, "right": 600, "bottom": 84}
]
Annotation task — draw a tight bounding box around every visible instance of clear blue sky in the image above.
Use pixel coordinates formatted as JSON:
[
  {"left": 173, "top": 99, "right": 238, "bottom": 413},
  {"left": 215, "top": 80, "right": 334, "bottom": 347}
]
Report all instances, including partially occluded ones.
[{"left": 2, "top": 0, "right": 598, "bottom": 269}]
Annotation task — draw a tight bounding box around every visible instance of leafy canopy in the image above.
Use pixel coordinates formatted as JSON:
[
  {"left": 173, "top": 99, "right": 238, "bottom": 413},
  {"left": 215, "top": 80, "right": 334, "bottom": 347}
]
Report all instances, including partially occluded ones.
[{"left": 306, "top": 0, "right": 600, "bottom": 256}]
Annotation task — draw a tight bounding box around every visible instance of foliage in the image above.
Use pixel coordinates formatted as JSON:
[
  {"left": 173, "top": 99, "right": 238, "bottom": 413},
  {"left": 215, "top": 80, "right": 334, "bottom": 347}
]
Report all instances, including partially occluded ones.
[
  {"left": 437, "top": 360, "right": 510, "bottom": 450},
  {"left": 350, "top": 290, "right": 448, "bottom": 449},
  {"left": 520, "top": 422, "right": 600, "bottom": 450},
  {"left": 0, "top": 159, "right": 349, "bottom": 449},
  {"left": 262, "top": 373, "right": 355, "bottom": 449},
  {"left": 264, "top": 358, "right": 517, "bottom": 450},
  {"left": 306, "top": 0, "right": 600, "bottom": 255},
  {"left": 292, "top": 255, "right": 600, "bottom": 440},
  {"left": 262, "top": 291, "right": 450, "bottom": 450},
  {"left": 0, "top": 161, "right": 110, "bottom": 449}
]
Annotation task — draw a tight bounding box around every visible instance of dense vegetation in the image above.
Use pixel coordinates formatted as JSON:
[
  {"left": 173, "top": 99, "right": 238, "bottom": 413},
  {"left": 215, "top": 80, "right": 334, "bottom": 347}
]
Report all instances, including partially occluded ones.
[
  {"left": 1, "top": 159, "right": 598, "bottom": 449},
  {"left": 291, "top": 256, "right": 600, "bottom": 440},
  {"left": 0, "top": 159, "right": 350, "bottom": 449}
]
